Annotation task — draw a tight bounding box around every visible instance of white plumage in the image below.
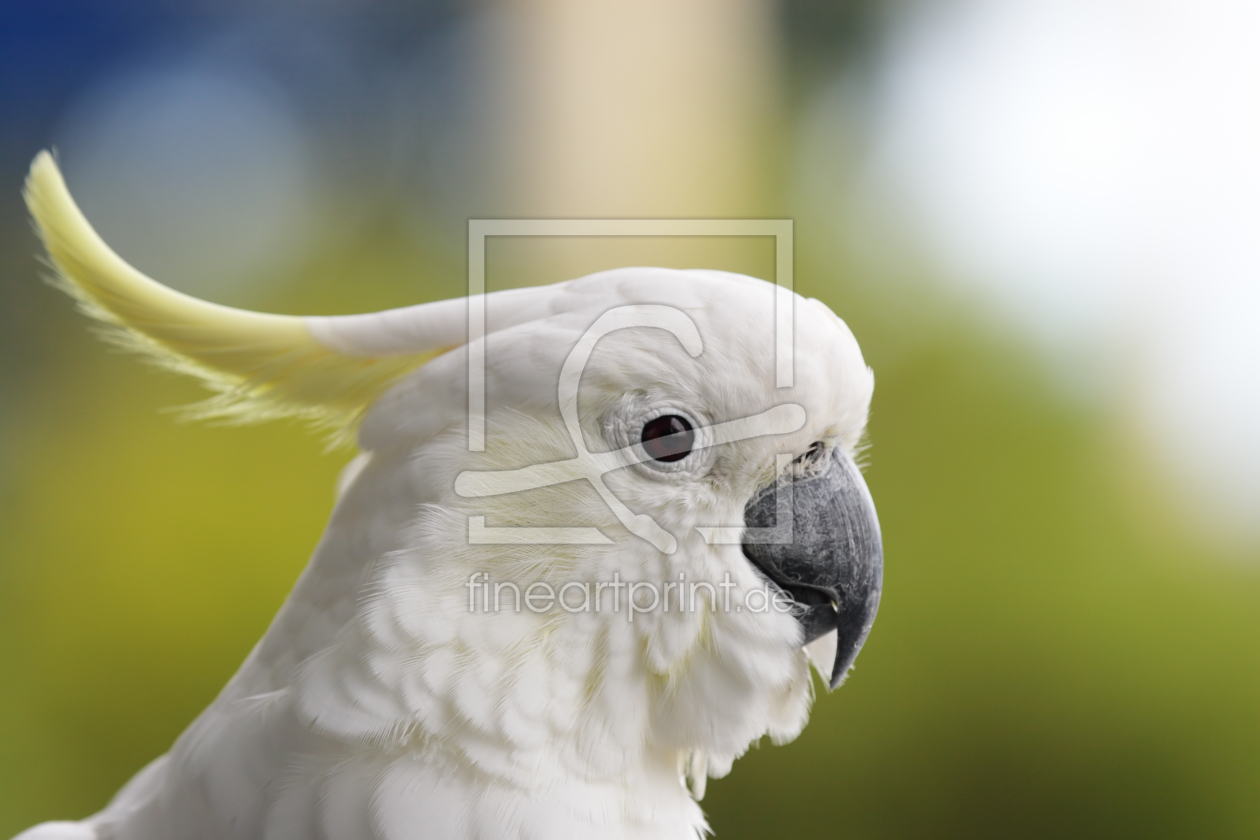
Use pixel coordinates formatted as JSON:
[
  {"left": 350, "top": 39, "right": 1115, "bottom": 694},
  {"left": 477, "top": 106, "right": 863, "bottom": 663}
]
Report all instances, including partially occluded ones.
[{"left": 16, "top": 152, "right": 876, "bottom": 840}]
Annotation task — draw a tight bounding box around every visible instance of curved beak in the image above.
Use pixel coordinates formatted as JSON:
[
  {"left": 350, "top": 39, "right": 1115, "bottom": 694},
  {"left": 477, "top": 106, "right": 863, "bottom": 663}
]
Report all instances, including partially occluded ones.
[{"left": 741, "top": 446, "right": 883, "bottom": 690}]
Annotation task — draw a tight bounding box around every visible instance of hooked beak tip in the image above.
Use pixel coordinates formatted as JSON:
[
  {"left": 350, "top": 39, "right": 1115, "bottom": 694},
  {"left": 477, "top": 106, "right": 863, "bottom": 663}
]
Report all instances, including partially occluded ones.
[{"left": 742, "top": 445, "right": 883, "bottom": 691}]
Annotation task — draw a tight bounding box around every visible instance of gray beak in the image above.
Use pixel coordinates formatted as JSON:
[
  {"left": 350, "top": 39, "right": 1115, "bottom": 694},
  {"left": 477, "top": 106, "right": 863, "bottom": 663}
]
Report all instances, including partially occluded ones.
[{"left": 741, "top": 445, "right": 883, "bottom": 690}]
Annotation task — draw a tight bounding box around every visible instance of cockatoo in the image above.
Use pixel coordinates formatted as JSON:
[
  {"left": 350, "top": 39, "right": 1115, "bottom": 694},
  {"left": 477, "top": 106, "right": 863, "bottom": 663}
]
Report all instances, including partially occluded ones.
[{"left": 15, "top": 151, "right": 882, "bottom": 840}]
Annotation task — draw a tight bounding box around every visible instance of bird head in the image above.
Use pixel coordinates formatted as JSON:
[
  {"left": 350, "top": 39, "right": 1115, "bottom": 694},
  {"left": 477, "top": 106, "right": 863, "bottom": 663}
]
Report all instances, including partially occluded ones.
[{"left": 24, "top": 151, "right": 881, "bottom": 794}]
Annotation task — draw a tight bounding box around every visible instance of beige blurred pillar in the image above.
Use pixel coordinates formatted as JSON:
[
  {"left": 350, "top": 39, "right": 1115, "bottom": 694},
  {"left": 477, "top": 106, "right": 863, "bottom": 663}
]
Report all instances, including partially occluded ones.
[{"left": 481, "top": 0, "right": 781, "bottom": 219}]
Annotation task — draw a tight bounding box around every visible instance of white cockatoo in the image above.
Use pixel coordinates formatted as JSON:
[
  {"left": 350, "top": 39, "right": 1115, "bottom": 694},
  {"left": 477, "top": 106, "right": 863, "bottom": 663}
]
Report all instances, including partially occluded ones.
[{"left": 15, "top": 151, "right": 882, "bottom": 840}]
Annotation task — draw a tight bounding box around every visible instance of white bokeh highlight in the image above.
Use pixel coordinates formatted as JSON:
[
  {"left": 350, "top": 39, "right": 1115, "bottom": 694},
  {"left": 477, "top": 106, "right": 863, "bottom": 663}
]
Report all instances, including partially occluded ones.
[{"left": 863, "top": 0, "right": 1260, "bottom": 541}]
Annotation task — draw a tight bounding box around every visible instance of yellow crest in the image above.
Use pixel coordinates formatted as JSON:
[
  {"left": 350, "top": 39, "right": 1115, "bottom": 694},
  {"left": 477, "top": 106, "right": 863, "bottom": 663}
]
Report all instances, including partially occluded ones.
[{"left": 24, "top": 151, "right": 442, "bottom": 444}]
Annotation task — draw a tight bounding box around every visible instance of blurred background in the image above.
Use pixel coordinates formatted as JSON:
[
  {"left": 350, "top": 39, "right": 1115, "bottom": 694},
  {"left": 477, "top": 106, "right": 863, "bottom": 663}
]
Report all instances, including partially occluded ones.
[{"left": 1, "top": 1, "right": 1258, "bottom": 837}]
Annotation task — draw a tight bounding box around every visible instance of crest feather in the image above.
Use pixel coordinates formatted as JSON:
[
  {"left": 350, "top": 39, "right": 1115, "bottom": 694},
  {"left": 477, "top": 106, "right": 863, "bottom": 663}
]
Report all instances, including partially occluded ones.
[{"left": 23, "top": 151, "right": 435, "bottom": 443}]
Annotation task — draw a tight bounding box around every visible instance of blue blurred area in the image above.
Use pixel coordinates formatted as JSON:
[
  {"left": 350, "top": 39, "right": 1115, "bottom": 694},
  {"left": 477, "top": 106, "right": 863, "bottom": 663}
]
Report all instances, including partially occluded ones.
[
  {"left": 0, "top": 6, "right": 175, "bottom": 127},
  {"left": 0, "top": 1, "right": 470, "bottom": 203}
]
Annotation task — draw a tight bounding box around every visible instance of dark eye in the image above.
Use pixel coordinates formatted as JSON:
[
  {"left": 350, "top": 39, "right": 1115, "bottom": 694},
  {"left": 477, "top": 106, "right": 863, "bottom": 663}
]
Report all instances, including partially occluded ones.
[{"left": 640, "top": 414, "right": 695, "bottom": 462}]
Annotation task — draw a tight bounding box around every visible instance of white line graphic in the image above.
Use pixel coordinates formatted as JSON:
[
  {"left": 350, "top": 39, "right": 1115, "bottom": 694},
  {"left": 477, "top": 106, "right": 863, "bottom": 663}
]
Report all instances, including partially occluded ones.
[{"left": 456, "top": 305, "right": 803, "bottom": 552}]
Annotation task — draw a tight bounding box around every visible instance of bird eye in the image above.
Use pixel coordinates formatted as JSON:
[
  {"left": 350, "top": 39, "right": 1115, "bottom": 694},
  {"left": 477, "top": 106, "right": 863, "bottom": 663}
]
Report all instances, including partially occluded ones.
[{"left": 640, "top": 414, "right": 695, "bottom": 462}]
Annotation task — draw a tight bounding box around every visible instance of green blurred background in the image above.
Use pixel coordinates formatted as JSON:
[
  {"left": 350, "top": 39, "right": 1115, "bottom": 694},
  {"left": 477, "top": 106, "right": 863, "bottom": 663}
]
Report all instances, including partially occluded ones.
[{"left": 1, "top": 2, "right": 1257, "bottom": 839}]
